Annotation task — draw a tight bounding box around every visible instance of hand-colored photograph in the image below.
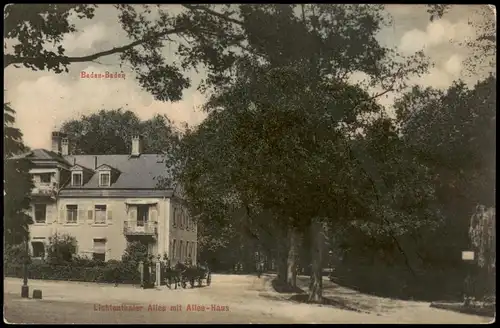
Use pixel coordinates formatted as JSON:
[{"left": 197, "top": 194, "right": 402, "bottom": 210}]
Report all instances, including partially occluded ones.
[{"left": 3, "top": 4, "right": 495, "bottom": 324}]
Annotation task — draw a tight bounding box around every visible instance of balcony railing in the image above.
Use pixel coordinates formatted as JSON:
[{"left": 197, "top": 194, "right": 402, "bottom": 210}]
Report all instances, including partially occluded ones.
[
  {"left": 123, "top": 221, "right": 158, "bottom": 236},
  {"left": 31, "top": 183, "right": 57, "bottom": 198}
]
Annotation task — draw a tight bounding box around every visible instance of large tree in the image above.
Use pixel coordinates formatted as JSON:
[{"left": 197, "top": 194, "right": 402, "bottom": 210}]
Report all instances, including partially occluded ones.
[
  {"left": 390, "top": 75, "right": 496, "bottom": 298},
  {"left": 167, "top": 4, "right": 432, "bottom": 302},
  {"left": 60, "top": 109, "right": 179, "bottom": 154},
  {"left": 4, "top": 103, "right": 34, "bottom": 246}
]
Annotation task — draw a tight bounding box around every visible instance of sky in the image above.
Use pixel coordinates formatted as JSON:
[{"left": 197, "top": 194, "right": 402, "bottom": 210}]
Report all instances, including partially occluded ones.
[{"left": 4, "top": 4, "right": 496, "bottom": 150}]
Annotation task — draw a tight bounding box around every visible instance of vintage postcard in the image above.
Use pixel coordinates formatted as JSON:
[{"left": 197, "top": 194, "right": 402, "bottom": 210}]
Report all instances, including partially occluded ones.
[{"left": 3, "top": 4, "right": 496, "bottom": 324}]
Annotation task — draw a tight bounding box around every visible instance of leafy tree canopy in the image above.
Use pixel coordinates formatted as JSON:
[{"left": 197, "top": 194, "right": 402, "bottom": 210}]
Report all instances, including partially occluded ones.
[{"left": 60, "top": 109, "right": 180, "bottom": 155}]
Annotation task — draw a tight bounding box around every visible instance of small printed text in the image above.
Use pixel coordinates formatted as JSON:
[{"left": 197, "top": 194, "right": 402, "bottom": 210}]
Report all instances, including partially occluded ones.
[
  {"left": 93, "top": 304, "right": 230, "bottom": 312},
  {"left": 80, "top": 71, "right": 126, "bottom": 79}
]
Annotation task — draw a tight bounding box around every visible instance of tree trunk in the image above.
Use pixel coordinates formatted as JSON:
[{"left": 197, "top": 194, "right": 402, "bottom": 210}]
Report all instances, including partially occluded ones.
[
  {"left": 287, "top": 225, "right": 299, "bottom": 288},
  {"left": 308, "top": 217, "right": 324, "bottom": 303},
  {"left": 276, "top": 243, "right": 288, "bottom": 283}
]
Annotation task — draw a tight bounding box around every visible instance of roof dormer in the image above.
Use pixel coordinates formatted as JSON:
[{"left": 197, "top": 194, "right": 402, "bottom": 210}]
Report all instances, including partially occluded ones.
[
  {"left": 70, "top": 164, "right": 94, "bottom": 187},
  {"left": 95, "top": 164, "right": 120, "bottom": 187}
]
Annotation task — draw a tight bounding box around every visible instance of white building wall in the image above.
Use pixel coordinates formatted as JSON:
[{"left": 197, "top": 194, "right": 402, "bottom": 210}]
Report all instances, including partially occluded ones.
[{"left": 29, "top": 197, "right": 166, "bottom": 261}]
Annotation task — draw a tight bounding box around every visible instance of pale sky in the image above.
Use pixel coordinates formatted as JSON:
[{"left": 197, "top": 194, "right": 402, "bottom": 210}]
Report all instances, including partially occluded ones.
[{"left": 4, "top": 4, "right": 495, "bottom": 150}]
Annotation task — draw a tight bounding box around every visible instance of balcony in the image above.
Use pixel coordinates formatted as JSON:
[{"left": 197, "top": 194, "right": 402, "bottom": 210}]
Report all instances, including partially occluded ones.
[
  {"left": 31, "top": 183, "right": 57, "bottom": 199},
  {"left": 123, "top": 221, "right": 158, "bottom": 237}
]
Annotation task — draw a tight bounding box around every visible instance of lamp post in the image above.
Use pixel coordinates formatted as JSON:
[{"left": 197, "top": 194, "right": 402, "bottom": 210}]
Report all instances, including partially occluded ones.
[{"left": 21, "top": 237, "right": 29, "bottom": 298}]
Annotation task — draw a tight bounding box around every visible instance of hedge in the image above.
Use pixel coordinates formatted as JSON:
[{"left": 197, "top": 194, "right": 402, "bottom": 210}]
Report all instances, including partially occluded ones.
[{"left": 4, "top": 261, "right": 141, "bottom": 285}]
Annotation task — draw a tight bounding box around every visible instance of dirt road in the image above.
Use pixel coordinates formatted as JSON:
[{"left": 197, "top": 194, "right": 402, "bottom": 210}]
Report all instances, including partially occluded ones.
[{"left": 3, "top": 275, "right": 492, "bottom": 324}]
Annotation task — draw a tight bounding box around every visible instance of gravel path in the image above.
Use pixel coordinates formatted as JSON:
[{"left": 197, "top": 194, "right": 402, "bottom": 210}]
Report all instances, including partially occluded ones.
[{"left": 4, "top": 275, "right": 492, "bottom": 324}]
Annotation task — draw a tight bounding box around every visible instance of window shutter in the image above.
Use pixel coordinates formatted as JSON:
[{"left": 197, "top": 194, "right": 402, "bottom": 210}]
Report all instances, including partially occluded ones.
[
  {"left": 58, "top": 206, "right": 64, "bottom": 224},
  {"left": 107, "top": 210, "right": 113, "bottom": 224},
  {"left": 88, "top": 210, "right": 94, "bottom": 224},
  {"left": 78, "top": 208, "right": 85, "bottom": 224},
  {"left": 129, "top": 207, "right": 136, "bottom": 223},
  {"left": 46, "top": 205, "right": 53, "bottom": 225},
  {"left": 150, "top": 208, "right": 157, "bottom": 223}
]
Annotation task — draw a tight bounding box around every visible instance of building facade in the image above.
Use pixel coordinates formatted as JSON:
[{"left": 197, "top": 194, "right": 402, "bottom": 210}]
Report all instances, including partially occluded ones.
[{"left": 19, "top": 132, "right": 197, "bottom": 264}]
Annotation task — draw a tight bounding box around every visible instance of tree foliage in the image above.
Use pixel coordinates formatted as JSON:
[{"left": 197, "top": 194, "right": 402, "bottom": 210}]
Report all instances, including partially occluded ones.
[
  {"left": 469, "top": 206, "right": 495, "bottom": 273},
  {"left": 46, "top": 233, "right": 78, "bottom": 265},
  {"left": 4, "top": 4, "right": 243, "bottom": 101},
  {"left": 427, "top": 5, "right": 496, "bottom": 76},
  {"left": 60, "top": 109, "right": 179, "bottom": 154},
  {"left": 121, "top": 241, "right": 149, "bottom": 264},
  {"left": 387, "top": 75, "right": 496, "bottom": 299},
  {"left": 4, "top": 103, "right": 34, "bottom": 246},
  {"left": 166, "top": 4, "right": 433, "bottom": 302}
]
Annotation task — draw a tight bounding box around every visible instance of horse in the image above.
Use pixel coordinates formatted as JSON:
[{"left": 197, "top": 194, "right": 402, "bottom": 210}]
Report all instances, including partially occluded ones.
[
  {"left": 163, "top": 263, "right": 182, "bottom": 289},
  {"left": 175, "top": 262, "right": 210, "bottom": 288},
  {"left": 174, "top": 262, "right": 194, "bottom": 288}
]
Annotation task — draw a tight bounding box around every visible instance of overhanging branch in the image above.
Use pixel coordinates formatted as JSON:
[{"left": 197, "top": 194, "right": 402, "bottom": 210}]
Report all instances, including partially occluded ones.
[
  {"left": 182, "top": 4, "right": 244, "bottom": 26},
  {"left": 4, "top": 25, "right": 189, "bottom": 69}
]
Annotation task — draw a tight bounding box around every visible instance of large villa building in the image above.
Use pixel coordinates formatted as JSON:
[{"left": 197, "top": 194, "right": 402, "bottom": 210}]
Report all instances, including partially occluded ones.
[{"left": 15, "top": 132, "right": 197, "bottom": 263}]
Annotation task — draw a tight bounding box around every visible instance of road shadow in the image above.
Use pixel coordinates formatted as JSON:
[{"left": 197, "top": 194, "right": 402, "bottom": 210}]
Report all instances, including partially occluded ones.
[
  {"left": 269, "top": 277, "right": 372, "bottom": 314},
  {"left": 272, "top": 278, "right": 305, "bottom": 294},
  {"left": 430, "top": 302, "right": 495, "bottom": 318}
]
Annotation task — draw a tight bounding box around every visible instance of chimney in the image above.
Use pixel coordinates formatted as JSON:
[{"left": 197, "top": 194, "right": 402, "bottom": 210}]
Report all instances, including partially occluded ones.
[
  {"left": 61, "top": 138, "right": 70, "bottom": 156},
  {"left": 51, "top": 132, "right": 66, "bottom": 154},
  {"left": 131, "top": 135, "right": 143, "bottom": 156}
]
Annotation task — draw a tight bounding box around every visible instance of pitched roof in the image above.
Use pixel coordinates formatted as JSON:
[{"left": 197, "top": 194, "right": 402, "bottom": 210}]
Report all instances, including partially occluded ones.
[
  {"left": 63, "top": 154, "right": 171, "bottom": 189},
  {"left": 95, "top": 163, "right": 120, "bottom": 172},
  {"left": 12, "top": 149, "right": 69, "bottom": 164},
  {"left": 70, "top": 163, "right": 94, "bottom": 172}
]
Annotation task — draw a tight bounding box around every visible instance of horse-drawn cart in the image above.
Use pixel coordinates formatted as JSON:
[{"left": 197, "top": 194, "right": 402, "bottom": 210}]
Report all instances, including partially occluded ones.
[
  {"left": 178, "top": 263, "right": 212, "bottom": 288},
  {"left": 163, "top": 262, "right": 211, "bottom": 289}
]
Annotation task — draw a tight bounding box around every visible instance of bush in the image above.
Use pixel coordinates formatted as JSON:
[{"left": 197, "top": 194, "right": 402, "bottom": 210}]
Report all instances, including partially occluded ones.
[
  {"left": 4, "top": 243, "right": 30, "bottom": 266},
  {"left": 73, "top": 255, "right": 106, "bottom": 267},
  {"left": 4, "top": 261, "right": 141, "bottom": 285},
  {"left": 4, "top": 237, "right": 144, "bottom": 285},
  {"left": 46, "top": 233, "right": 78, "bottom": 265},
  {"left": 121, "top": 241, "right": 149, "bottom": 265}
]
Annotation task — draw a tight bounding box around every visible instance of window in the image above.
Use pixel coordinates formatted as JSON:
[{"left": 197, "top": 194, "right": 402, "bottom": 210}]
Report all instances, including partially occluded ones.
[
  {"left": 93, "top": 253, "right": 105, "bottom": 261},
  {"left": 187, "top": 241, "right": 191, "bottom": 258},
  {"left": 93, "top": 238, "right": 106, "bottom": 262},
  {"left": 179, "top": 241, "right": 183, "bottom": 260},
  {"left": 72, "top": 172, "right": 83, "bottom": 186},
  {"left": 34, "top": 204, "right": 47, "bottom": 223},
  {"left": 66, "top": 205, "right": 78, "bottom": 224},
  {"left": 31, "top": 241, "right": 45, "bottom": 258},
  {"left": 94, "top": 205, "right": 107, "bottom": 224},
  {"left": 99, "top": 172, "right": 110, "bottom": 187},
  {"left": 137, "top": 205, "right": 149, "bottom": 226},
  {"left": 172, "top": 240, "right": 176, "bottom": 260},
  {"left": 180, "top": 211, "right": 184, "bottom": 229},
  {"left": 172, "top": 208, "right": 177, "bottom": 227},
  {"left": 40, "top": 173, "right": 51, "bottom": 184}
]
